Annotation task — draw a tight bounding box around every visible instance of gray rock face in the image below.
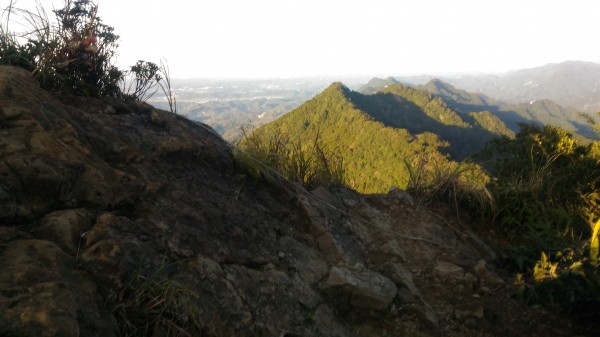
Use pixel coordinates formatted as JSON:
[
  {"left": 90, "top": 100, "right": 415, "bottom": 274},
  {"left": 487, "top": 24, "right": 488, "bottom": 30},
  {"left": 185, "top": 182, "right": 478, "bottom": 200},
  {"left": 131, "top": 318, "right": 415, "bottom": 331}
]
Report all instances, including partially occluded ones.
[{"left": 322, "top": 266, "right": 397, "bottom": 310}]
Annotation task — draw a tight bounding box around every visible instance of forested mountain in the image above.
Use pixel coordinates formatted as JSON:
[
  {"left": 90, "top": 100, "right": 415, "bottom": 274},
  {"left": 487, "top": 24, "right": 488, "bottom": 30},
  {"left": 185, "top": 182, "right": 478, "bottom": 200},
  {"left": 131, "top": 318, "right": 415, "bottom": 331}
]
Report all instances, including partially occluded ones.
[
  {"left": 247, "top": 82, "right": 502, "bottom": 193},
  {"left": 421, "top": 78, "right": 499, "bottom": 108},
  {"left": 147, "top": 77, "right": 348, "bottom": 140},
  {"left": 356, "top": 76, "right": 402, "bottom": 93}
]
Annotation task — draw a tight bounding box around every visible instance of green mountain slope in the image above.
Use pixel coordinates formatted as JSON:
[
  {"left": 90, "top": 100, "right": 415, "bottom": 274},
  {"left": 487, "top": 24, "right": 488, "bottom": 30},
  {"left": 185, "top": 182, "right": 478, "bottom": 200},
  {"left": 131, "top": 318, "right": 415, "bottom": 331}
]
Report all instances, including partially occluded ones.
[
  {"left": 359, "top": 75, "right": 597, "bottom": 140},
  {"left": 247, "top": 83, "right": 454, "bottom": 193},
  {"left": 247, "top": 82, "right": 496, "bottom": 194}
]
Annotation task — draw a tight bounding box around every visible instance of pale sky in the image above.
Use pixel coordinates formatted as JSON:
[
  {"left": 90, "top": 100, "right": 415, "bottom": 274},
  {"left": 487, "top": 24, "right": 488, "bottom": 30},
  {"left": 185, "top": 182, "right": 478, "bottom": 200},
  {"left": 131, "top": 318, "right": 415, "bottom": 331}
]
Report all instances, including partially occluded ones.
[{"left": 20, "top": 0, "right": 600, "bottom": 78}]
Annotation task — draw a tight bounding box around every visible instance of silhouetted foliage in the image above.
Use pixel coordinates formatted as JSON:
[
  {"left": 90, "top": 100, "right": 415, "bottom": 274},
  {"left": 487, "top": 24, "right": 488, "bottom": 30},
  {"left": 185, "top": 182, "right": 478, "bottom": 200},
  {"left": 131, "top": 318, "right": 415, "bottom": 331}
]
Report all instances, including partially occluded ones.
[{"left": 0, "top": 0, "right": 170, "bottom": 104}]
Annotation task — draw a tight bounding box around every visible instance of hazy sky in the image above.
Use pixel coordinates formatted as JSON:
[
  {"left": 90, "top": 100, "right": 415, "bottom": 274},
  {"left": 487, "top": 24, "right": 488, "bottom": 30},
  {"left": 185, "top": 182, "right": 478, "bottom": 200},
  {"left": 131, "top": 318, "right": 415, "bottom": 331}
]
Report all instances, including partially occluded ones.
[{"left": 25, "top": 0, "right": 600, "bottom": 78}]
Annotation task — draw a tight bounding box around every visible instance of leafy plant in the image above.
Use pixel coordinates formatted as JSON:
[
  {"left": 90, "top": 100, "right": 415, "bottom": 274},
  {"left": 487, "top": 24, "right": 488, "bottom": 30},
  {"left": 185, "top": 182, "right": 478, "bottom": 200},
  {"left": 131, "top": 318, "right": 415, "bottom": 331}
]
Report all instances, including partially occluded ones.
[
  {"left": 121, "top": 60, "right": 161, "bottom": 101},
  {"left": 514, "top": 249, "right": 600, "bottom": 334},
  {"left": 484, "top": 123, "right": 600, "bottom": 333}
]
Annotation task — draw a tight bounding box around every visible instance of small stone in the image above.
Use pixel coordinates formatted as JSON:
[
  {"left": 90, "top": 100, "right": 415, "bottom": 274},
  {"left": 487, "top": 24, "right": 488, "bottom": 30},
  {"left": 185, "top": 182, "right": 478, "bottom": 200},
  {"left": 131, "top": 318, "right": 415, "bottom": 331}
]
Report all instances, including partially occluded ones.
[{"left": 316, "top": 232, "right": 347, "bottom": 264}]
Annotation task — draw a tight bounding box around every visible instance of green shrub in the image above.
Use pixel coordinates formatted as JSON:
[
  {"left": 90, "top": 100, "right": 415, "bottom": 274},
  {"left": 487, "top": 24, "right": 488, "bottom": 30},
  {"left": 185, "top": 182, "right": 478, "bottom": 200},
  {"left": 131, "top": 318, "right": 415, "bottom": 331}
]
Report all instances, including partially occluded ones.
[
  {"left": 484, "top": 123, "right": 600, "bottom": 333},
  {"left": 486, "top": 124, "right": 600, "bottom": 255}
]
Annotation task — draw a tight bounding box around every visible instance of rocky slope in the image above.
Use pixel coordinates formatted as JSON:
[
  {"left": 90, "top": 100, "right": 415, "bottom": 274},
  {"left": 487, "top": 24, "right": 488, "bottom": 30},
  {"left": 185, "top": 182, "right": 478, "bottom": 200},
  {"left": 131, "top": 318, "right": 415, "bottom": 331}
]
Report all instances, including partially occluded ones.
[{"left": 0, "top": 66, "right": 575, "bottom": 336}]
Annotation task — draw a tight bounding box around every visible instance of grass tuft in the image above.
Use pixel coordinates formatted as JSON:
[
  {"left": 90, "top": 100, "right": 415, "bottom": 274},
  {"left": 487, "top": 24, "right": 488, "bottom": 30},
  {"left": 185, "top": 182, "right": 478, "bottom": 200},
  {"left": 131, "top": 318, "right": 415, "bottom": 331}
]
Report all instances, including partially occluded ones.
[
  {"left": 235, "top": 125, "right": 345, "bottom": 190},
  {"left": 110, "top": 261, "right": 199, "bottom": 337}
]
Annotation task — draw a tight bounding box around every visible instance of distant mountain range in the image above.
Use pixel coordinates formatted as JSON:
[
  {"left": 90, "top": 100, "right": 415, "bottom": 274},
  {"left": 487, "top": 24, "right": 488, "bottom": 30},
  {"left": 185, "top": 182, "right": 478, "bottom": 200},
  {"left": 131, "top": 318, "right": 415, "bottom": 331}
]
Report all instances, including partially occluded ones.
[
  {"left": 388, "top": 61, "right": 600, "bottom": 114},
  {"left": 160, "top": 61, "right": 600, "bottom": 146}
]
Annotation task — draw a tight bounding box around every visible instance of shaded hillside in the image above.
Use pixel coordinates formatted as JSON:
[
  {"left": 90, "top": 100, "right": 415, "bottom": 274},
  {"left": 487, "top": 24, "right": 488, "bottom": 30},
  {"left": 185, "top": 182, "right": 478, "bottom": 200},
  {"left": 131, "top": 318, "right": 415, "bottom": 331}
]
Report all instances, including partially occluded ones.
[
  {"left": 0, "top": 65, "right": 579, "bottom": 337},
  {"left": 498, "top": 99, "right": 593, "bottom": 138},
  {"left": 350, "top": 83, "right": 513, "bottom": 159},
  {"left": 354, "top": 80, "right": 514, "bottom": 159}
]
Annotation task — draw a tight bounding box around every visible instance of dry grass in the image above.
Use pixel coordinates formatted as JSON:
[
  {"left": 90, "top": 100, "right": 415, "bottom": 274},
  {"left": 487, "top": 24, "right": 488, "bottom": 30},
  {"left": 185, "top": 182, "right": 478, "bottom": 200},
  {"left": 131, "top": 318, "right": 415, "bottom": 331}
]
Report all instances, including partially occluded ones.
[{"left": 110, "top": 262, "right": 199, "bottom": 337}]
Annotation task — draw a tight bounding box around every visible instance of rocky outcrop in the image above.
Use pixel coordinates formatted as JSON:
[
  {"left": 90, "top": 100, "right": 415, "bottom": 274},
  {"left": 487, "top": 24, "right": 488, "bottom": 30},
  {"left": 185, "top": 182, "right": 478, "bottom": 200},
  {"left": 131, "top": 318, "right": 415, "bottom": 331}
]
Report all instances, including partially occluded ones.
[{"left": 0, "top": 66, "right": 574, "bottom": 336}]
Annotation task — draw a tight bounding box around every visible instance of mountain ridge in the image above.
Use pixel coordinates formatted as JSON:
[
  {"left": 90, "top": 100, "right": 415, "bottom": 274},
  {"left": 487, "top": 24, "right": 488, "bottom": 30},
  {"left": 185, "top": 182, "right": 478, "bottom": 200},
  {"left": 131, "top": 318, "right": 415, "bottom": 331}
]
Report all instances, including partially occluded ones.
[
  {"left": 390, "top": 61, "right": 600, "bottom": 113},
  {"left": 248, "top": 80, "right": 510, "bottom": 194}
]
